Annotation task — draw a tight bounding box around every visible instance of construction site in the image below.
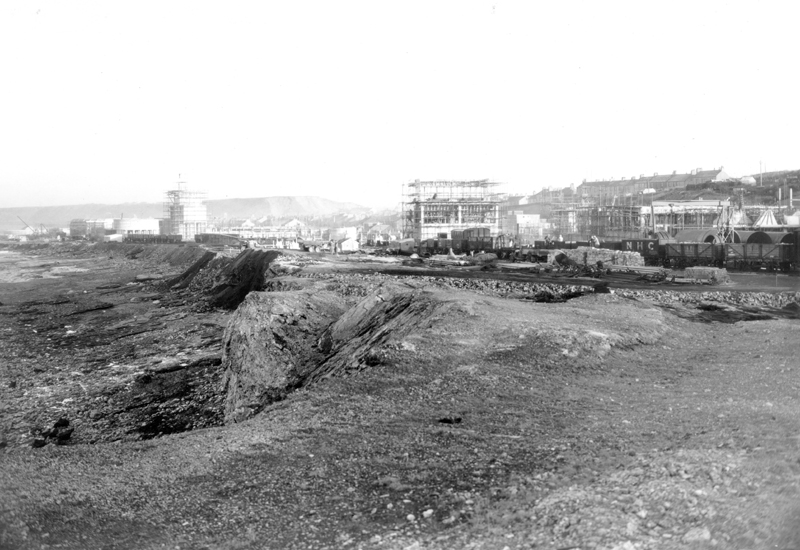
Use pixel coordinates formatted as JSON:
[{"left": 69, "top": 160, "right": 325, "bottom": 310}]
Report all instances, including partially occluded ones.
[
  {"left": 162, "top": 181, "right": 208, "bottom": 241},
  {"left": 548, "top": 199, "right": 737, "bottom": 241},
  {"left": 545, "top": 170, "right": 800, "bottom": 242},
  {"left": 548, "top": 199, "right": 800, "bottom": 242},
  {"left": 402, "top": 179, "right": 502, "bottom": 241}
]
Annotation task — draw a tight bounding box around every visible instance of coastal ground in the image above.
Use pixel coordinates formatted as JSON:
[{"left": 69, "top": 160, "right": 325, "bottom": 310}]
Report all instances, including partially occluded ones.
[{"left": 1, "top": 243, "right": 799, "bottom": 550}]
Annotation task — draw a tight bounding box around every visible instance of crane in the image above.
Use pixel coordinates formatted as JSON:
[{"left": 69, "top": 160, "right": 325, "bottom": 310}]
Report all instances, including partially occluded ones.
[{"left": 17, "top": 216, "right": 36, "bottom": 233}]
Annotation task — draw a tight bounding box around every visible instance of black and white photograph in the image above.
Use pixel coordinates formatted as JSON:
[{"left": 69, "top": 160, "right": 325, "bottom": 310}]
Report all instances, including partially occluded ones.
[{"left": 1, "top": 1, "right": 799, "bottom": 549}]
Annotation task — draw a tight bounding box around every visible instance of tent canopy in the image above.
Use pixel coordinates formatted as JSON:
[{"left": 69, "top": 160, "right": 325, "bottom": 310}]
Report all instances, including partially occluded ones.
[{"left": 753, "top": 210, "right": 779, "bottom": 228}]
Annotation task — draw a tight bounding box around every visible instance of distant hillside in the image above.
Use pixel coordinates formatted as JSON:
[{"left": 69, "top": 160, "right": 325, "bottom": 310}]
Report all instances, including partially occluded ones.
[
  {"left": 0, "top": 196, "right": 370, "bottom": 231},
  {"left": 657, "top": 175, "right": 799, "bottom": 206}
]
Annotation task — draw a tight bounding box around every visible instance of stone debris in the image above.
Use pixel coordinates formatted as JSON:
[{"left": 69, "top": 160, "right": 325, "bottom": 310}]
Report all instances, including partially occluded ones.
[
  {"left": 684, "top": 266, "right": 731, "bottom": 284},
  {"left": 33, "top": 417, "right": 74, "bottom": 446},
  {"left": 617, "top": 288, "right": 800, "bottom": 310},
  {"left": 683, "top": 526, "right": 711, "bottom": 542},
  {"left": 548, "top": 246, "right": 645, "bottom": 267}
]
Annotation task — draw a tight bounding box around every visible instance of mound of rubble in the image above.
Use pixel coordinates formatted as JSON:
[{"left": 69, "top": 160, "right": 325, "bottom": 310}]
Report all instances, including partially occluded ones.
[{"left": 683, "top": 266, "right": 732, "bottom": 284}]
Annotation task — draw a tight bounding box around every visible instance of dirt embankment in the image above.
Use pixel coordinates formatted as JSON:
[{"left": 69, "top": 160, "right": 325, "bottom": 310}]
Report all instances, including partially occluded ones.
[{"left": 1, "top": 245, "right": 800, "bottom": 550}]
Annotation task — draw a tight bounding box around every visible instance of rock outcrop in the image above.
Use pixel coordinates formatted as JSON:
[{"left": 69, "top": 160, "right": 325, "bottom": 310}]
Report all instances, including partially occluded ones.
[
  {"left": 165, "top": 250, "right": 218, "bottom": 289},
  {"left": 165, "top": 249, "right": 284, "bottom": 310},
  {"left": 220, "top": 286, "right": 349, "bottom": 423},
  {"left": 207, "top": 249, "right": 282, "bottom": 309},
  {"left": 303, "top": 286, "right": 449, "bottom": 385},
  {"left": 220, "top": 282, "right": 453, "bottom": 423}
]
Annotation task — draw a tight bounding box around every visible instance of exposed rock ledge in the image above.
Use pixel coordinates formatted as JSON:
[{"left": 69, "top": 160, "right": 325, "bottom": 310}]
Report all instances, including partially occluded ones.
[{"left": 221, "top": 281, "right": 455, "bottom": 423}]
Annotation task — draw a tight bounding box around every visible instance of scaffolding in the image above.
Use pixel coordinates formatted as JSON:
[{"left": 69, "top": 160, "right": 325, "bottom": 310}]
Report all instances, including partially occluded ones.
[
  {"left": 549, "top": 200, "right": 581, "bottom": 238},
  {"left": 402, "top": 180, "right": 502, "bottom": 241},
  {"left": 163, "top": 181, "right": 208, "bottom": 241},
  {"left": 562, "top": 199, "right": 738, "bottom": 239}
]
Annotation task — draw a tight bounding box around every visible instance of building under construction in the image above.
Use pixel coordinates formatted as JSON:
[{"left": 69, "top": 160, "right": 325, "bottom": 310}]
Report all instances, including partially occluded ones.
[
  {"left": 549, "top": 199, "right": 735, "bottom": 240},
  {"left": 402, "top": 179, "right": 501, "bottom": 241},
  {"left": 163, "top": 181, "right": 208, "bottom": 241}
]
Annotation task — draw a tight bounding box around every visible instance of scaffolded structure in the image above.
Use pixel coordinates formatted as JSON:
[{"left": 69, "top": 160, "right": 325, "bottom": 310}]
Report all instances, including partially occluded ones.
[
  {"left": 559, "top": 196, "right": 739, "bottom": 240},
  {"left": 163, "top": 181, "right": 208, "bottom": 241},
  {"left": 402, "top": 180, "right": 501, "bottom": 241},
  {"left": 576, "top": 205, "right": 643, "bottom": 239},
  {"left": 549, "top": 200, "right": 579, "bottom": 238}
]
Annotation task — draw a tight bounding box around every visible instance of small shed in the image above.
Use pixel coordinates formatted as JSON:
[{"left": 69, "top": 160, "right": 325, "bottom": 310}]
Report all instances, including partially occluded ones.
[
  {"left": 337, "top": 237, "right": 360, "bottom": 253},
  {"left": 389, "top": 238, "right": 416, "bottom": 255}
]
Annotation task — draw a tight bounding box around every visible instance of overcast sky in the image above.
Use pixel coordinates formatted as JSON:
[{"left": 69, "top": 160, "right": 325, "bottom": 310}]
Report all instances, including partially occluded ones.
[{"left": 1, "top": 1, "right": 796, "bottom": 209}]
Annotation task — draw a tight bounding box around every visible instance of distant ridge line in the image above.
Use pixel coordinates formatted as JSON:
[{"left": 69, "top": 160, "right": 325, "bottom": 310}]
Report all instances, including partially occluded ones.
[{"left": 0, "top": 196, "right": 371, "bottom": 231}]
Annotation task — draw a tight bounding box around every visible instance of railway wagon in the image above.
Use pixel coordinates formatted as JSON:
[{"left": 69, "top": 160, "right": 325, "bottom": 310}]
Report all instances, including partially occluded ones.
[
  {"left": 620, "top": 239, "right": 658, "bottom": 256},
  {"left": 419, "top": 236, "right": 499, "bottom": 256},
  {"left": 724, "top": 243, "right": 793, "bottom": 271},
  {"left": 411, "top": 235, "right": 519, "bottom": 257},
  {"left": 664, "top": 242, "right": 725, "bottom": 268},
  {"left": 621, "top": 239, "right": 659, "bottom": 264}
]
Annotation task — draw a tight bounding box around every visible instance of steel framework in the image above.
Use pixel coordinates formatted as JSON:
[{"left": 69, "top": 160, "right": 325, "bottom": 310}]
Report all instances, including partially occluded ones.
[
  {"left": 163, "top": 181, "right": 208, "bottom": 241},
  {"left": 402, "top": 180, "right": 502, "bottom": 241}
]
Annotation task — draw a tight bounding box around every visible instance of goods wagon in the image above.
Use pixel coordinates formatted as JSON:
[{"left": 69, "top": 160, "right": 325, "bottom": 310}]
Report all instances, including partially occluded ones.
[
  {"left": 621, "top": 239, "right": 659, "bottom": 258},
  {"left": 664, "top": 242, "right": 724, "bottom": 268},
  {"left": 724, "top": 243, "right": 791, "bottom": 271}
]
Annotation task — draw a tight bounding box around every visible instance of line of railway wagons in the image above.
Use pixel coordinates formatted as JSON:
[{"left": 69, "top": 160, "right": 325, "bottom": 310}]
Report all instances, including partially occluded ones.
[
  {"left": 611, "top": 239, "right": 797, "bottom": 271},
  {"left": 409, "top": 229, "right": 800, "bottom": 271},
  {"left": 123, "top": 233, "right": 184, "bottom": 244},
  {"left": 193, "top": 233, "right": 244, "bottom": 247}
]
